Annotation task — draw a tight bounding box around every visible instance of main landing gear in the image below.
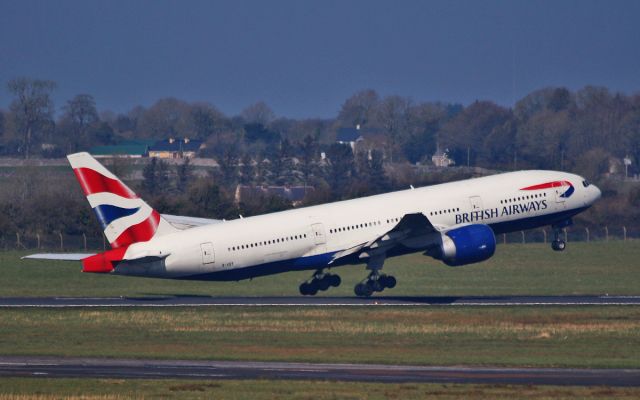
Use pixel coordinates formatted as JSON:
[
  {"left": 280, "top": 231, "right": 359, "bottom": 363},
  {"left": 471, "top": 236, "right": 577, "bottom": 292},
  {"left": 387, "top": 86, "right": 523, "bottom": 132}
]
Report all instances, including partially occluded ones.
[
  {"left": 299, "top": 270, "right": 341, "bottom": 296},
  {"left": 354, "top": 272, "right": 396, "bottom": 297},
  {"left": 353, "top": 253, "right": 396, "bottom": 297}
]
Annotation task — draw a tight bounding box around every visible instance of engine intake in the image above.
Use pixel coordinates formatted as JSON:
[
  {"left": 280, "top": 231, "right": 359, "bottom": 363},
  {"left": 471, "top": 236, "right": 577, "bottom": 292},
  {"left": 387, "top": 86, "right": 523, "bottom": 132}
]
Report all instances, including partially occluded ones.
[{"left": 438, "top": 224, "right": 496, "bottom": 266}]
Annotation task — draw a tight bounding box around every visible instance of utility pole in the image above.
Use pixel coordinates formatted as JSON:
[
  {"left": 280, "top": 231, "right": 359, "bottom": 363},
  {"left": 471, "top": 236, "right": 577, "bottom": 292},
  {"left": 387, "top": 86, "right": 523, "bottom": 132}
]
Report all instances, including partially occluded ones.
[{"left": 624, "top": 156, "right": 632, "bottom": 179}]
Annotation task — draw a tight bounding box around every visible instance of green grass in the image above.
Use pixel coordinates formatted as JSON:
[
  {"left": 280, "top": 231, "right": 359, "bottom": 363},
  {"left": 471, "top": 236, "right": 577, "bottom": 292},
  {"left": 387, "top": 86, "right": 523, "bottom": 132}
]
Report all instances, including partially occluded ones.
[
  {"left": 2, "top": 241, "right": 639, "bottom": 297},
  {"left": 1, "top": 378, "right": 639, "bottom": 400},
  {"left": 1, "top": 307, "right": 639, "bottom": 368}
]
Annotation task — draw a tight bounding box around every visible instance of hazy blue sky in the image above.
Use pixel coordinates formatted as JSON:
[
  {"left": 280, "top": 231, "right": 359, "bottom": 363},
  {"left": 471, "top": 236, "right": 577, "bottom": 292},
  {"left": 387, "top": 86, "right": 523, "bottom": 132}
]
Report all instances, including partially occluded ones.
[{"left": 1, "top": 0, "right": 639, "bottom": 118}]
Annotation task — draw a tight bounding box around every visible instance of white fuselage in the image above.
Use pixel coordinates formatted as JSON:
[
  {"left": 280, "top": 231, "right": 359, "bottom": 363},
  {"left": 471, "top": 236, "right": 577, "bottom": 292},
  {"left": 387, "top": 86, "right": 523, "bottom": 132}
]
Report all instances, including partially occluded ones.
[{"left": 118, "top": 170, "right": 601, "bottom": 280}]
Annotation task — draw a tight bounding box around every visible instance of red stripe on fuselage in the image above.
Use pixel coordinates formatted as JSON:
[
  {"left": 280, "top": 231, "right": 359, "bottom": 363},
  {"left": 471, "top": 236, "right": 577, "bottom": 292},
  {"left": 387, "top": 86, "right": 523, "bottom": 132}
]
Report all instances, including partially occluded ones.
[
  {"left": 73, "top": 168, "right": 138, "bottom": 199},
  {"left": 111, "top": 210, "right": 160, "bottom": 248},
  {"left": 520, "top": 181, "right": 571, "bottom": 191}
]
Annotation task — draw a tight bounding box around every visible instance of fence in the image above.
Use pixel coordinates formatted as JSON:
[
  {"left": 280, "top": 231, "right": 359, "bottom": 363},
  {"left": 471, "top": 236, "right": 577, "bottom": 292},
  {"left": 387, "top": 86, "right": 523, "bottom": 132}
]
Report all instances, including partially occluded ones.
[
  {"left": 500, "top": 226, "right": 637, "bottom": 244},
  {"left": 1, "top": 233, "right": 106, "bottom": 252},
  {"left": 1, "top": 226, "right": 638, "bottom": 252}
]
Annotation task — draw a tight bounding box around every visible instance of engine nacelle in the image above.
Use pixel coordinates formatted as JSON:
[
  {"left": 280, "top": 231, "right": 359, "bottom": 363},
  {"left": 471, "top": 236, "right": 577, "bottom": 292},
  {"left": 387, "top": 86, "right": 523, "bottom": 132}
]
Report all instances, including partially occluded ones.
[{"left": 438, "top": 224, "right": 496, "bottom": 267}]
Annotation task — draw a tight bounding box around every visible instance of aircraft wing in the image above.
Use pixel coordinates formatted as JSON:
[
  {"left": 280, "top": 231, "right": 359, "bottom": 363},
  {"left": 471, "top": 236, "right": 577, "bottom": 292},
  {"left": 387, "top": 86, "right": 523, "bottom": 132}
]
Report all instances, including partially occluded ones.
[
  {"left": 161, "top": 214, "right": 223, "bottom": 230},
  {"left": 330, "top": 212, "right": 440, "bottom": 264}
]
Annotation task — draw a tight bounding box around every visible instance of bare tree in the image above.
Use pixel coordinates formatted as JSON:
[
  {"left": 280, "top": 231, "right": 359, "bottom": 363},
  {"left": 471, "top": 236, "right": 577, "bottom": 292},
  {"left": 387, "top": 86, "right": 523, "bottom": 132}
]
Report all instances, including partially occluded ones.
[
  {"left": 337, "top": 89, "right": 380, "bottom": 128},
  {"left": 7, "top": 78, "right": 56, "bottom": 159},
  {"left": 374, "top": 95, "right": 411, "bottom": 162},
  {"left": 241, "top": 101, "right": 275, "bottom": 126},
  {"left": 62, "top": 94, "right": 99, "bottom": 151}
]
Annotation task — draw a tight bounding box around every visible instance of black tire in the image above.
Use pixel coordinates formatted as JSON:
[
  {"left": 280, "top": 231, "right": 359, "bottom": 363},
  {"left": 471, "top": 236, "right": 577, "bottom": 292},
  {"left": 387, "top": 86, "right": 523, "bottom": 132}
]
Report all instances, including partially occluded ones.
[
  {"left": 329, "top": 274, "right": 341, "bottom": 287},
  {"left": 385, "top": 275, "right": 397, "bottom": 289},
  {"left": 308, "top": 281, "right": 319, "bottom": 295},
  {"left": 317, "top": 277, "right": 330, "bottom": 291},
  {"left": 299, "top": 282, "right": 311, "bottom": 296},
  {"left": 552, "top": 240, "right": 566, "bottom": 252},
  {"left": 355, "top": 282, "right": 373, "bottom": 297},
  {"left": 370, "top": 279, "right": 383, "bottom": 292}
]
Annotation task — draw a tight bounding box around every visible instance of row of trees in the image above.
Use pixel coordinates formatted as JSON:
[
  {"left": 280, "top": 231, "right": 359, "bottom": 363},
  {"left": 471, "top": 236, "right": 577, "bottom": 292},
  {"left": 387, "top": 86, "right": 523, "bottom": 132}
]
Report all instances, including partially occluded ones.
[
  {"left": 2, "top": 78, "right": 640, "bottom": 178},
  {"left": 2, "top": 77, "right": 640, "bottom": 236}
]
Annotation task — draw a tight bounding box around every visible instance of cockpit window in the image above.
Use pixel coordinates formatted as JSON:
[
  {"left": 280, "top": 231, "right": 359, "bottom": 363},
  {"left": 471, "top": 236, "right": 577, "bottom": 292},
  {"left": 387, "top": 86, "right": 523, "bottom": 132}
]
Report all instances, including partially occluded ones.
[{"left": 582, "top": 180, "right": 591, "bottom": 187}]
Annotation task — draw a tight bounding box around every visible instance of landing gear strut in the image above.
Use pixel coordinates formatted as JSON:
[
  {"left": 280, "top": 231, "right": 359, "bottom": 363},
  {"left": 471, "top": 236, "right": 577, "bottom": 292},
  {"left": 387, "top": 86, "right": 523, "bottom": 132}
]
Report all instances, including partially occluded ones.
[{"left": 299, "top": 270, "right": 341, "bottom": 296}]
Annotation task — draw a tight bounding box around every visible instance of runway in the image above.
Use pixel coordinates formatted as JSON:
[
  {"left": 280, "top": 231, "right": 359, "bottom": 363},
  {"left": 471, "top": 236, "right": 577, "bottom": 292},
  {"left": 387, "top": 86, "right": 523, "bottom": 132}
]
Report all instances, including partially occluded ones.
[
  {"left": 0, "top": 295, "right": 639, "bottom": 307},
  {"left": 0, "top": 356, "right": 638, "bottom": 386}
]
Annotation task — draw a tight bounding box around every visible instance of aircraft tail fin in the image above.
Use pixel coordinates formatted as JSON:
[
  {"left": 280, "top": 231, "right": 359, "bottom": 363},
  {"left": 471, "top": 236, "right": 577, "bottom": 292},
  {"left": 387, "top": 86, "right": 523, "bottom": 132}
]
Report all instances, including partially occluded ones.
[{"left": 67, "top": 152, "right": 177, "bottom": 249}]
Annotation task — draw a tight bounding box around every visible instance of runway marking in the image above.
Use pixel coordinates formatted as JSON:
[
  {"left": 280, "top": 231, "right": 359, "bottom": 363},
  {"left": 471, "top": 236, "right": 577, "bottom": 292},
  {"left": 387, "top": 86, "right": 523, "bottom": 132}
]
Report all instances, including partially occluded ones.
[
  {"left": 2, "top": 296, "right": 640, "bottom": 308},
  {"left": 1, "top": 355, "right": 638, "bottom": 387},
  {"left": 2, "top": 302, "right": 640, "bottom": 308}
]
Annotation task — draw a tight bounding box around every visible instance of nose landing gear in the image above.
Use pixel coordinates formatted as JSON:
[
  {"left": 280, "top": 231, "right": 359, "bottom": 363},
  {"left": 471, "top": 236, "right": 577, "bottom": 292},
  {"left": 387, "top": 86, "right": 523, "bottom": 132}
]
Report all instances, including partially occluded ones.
[{"left": 551, "top": 221, "right": 570, "bottom": 252}]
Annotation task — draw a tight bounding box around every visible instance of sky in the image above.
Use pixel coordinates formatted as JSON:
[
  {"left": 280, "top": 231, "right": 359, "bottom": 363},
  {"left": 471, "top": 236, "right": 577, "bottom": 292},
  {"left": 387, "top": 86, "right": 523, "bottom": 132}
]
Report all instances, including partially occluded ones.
[{"left": 1, "top": 0, "right": 639, "bottom": 119}]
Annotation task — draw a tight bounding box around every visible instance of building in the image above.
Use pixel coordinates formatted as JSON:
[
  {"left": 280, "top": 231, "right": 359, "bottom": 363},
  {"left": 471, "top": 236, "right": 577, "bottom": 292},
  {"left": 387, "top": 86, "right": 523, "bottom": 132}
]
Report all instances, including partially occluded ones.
[
  {"left": 90, "top": 139, "right": 156, "bottom": 158},
  {"left": 432, "top": 148, "right": 455, "bottom": 167},
  {"left": 148, "top": 138, "right": 203, "bottom": 159}
]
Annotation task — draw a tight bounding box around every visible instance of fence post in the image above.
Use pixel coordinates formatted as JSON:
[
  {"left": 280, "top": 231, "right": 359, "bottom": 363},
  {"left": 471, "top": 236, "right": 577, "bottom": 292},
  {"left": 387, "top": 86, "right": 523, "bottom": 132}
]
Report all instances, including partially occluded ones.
[
  {"left": 36, "top": 234, "right": 41, "bottom": 249},
  {"left": 605, "top": 226, "right": 609, "bottom": 242},
  {"left": 16, "top": 232, "right": 21, "bottom": 249},
  {"left": 82, "top": 233, "right": 87, "bottom": 251},
  {"left": 503, "top": 233, "right": 507, "bottom": 244},
  {"left": 585, "top": 228, "right": 589, "bottom": 242},
  {"left": 542, "top": 229, "right": 547, "bottom": 244},
  {"left": 623, "top": 226, "right": 627, "bottom": 241},
  {"left": 521, "top": 231, "right": 525, "bottom": 244},
  {"left": 563, "top": 228, "right": 568, "bottom": 243},
  {"left": 58, "top": 232, "right": 64, "bottom": 251}
]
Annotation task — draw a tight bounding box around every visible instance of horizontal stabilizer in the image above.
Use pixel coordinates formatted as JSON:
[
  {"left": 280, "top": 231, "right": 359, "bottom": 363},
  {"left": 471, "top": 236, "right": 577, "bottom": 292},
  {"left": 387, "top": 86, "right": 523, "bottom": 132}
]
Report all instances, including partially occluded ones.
[
  {"left": 161, "top": 214, "right": 223, "bottom": 230},
  {"left": 22, "top": 253, "right": 95, "bottom": 261}
]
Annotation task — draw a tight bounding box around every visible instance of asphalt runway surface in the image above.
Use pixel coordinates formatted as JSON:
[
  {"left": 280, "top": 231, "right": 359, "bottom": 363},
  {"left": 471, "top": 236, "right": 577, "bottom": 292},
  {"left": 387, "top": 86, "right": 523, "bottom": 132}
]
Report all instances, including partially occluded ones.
[
  {"left": 0, "top": 356, "right": 639, "bottom": 386},
  {"left": 0, "top": 295, "right": 639, "bottom": 307}
]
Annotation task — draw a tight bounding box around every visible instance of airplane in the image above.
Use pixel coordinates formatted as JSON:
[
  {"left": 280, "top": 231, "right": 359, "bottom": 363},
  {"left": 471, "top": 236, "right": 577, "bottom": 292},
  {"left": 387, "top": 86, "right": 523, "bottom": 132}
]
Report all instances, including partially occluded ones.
[{"left": 25, "top": 152, "right": 601, "bottom": 297}]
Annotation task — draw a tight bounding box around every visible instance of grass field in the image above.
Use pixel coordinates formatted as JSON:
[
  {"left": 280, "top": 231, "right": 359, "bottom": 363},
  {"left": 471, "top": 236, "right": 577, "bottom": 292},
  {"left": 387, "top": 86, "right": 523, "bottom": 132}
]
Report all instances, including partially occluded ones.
[
  {"left": 1, "top": 242, "right": 639, "bottom": 398},
  {"left": 3, "top": 241, "right": 640, "bottom": 297},
  {"left": 1, "top": 307, "right": 639, "bottom": 368},
  {"left": 1, "top": 378, "right": 640, "bottom": 400}
]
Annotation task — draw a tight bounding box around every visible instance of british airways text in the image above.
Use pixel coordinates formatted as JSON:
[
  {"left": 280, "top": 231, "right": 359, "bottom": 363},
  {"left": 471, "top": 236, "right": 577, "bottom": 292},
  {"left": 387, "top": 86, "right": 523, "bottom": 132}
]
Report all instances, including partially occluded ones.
[{"left": 455, "top": 200, "right": 548, "bottom": 224}]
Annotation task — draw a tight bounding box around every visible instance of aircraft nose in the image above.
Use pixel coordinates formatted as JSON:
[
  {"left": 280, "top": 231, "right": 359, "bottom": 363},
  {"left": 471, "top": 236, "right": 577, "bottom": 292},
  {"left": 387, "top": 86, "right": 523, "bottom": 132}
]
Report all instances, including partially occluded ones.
[{"left": 592, "top": 184, "right": 602, "bottom": 202}]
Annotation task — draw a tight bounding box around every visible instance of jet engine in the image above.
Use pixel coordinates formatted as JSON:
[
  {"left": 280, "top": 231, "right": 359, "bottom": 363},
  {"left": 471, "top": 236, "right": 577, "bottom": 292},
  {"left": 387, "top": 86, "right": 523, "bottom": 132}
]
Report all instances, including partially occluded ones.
[{"left": 437, "top": 224, "right": 496, "bottom": 266}]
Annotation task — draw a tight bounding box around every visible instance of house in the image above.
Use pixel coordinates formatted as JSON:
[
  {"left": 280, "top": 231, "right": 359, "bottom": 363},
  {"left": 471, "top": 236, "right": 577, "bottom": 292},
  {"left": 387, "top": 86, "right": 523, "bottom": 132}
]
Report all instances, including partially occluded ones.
[
  {"left": 90, "top": 139, "right": 156, "bottom": 158},
  {"left": 432, "top": 148, "right": 454, "bottom": 167},
  {"left": 148, "top": 138, "right": 203, "bottom": 159},
  {"left": 336, "top": 125, "right": 364, "bottom": 151}
]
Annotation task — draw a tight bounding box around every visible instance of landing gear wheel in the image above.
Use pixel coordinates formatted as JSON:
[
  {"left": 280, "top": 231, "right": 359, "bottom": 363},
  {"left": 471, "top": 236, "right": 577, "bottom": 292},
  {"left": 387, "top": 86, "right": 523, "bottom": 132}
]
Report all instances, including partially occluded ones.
[
  {"left": 551, "top": 240, "right": 566, "bottom": 252},
  {"left": 299, "top": 282, "right": 311, "bottom": 296},
  {"left": 381, "top": 275, "right": 397, "bottom": 289},
  {"left": 354, "top": 282, "right": 373, "bottom": 297},
  {"left": 300, "top": 271, "right": 341, "bottom": 295},
  {"left": 369, "top": 279, "right": 383, "bottom": 292},
  {"left": 317, "top": 277, "right": 330, "bottom": 291}
]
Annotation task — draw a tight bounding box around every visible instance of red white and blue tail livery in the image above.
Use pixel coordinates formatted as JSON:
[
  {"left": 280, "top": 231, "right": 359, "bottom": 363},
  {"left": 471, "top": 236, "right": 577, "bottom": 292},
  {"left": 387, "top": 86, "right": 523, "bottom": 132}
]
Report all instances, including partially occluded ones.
[
  {"left": 68, "top": 153, "right": 175, "bottom": 249},
  {"left": 25, "top": 152, "right": 601, "bottom": 297}
]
